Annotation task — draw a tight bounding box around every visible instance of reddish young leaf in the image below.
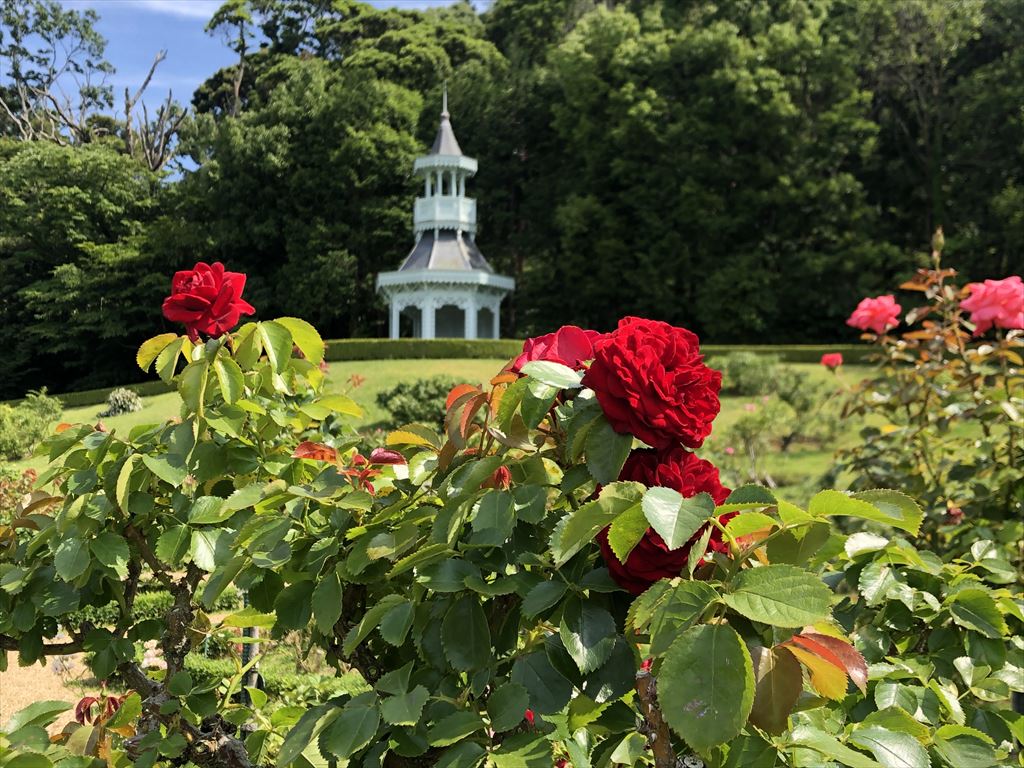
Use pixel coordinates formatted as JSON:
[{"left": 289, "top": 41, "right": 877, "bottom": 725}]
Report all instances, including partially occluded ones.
[
  {"left": 293, "top": 441, "right": 338, "bottom": 462},
  {"left": 369, "top": 448, "right": 406, "bottom": 465},
  {"left": 446, "top": 383, "right": 481, "bottom": 410},
  {"left": 490, "top": 371, "right": 519, "bottom": 386},
  {"left": 459, "top": 393, "right": 489, "bottom": 441},
  {"left": 780, "top": 643, "right": 848, "bottom": 701},
  {"left": 797, "top": 632, "right": 868, "bottom": 694}
]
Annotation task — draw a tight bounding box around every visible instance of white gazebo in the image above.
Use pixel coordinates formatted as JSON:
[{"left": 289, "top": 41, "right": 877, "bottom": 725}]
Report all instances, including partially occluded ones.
[{"left": 376, "top": 91, "right": 514, "bottom": 339}]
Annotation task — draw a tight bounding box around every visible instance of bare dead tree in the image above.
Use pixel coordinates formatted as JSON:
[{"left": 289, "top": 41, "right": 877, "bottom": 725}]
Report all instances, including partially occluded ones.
[{"left": 123, "top": 50, "right": 189, "bottom": 172}]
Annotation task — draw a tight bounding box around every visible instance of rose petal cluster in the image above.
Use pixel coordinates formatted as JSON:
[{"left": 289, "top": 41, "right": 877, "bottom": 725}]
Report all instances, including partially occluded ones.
[
  {"left": 162, "top": 261, "right": 255, "bottom": 341},
  {"left": 512, "top": 325, "right": 604, "bottom": 372},
  {"left": 960, "top": 276, "right": 1023, "bottom": 335},
  {"left": 582, "top": 317, "right": 722, "bottom": 449},
  {"left": 597, "top": 446, "right": 733, "bottom": 595},
  {"left": 846, "top": 295, "right": 901, "bottom": 335},
  {"left": 820, "top": 352, "right": 843, "bottom": 370}
]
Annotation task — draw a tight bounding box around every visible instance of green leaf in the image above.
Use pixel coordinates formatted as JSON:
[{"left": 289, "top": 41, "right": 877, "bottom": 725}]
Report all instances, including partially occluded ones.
[
  {"left": 766, "top": 521, "right": 832, "bottom": 566},
  {"left": 274, "top": 581, "right": 315, "bottom": 631},
  {"left": 559, "top": 596, "right": 616, "bottom": 674},
  {"left": 188, "top": 495, "right": 230, "bottom": 525},
  {"left": 610, "top": 732, "right": 646, "bottom": 765},
  {"left": 520, "top": 360, "right": 583, "bottom": 389},
  {"left": 948, "top": 589, "right": 1007, "bottom": 639},
  {"left": 724, "top": 511, "right": 779, "bottom": 537},
  {"left": 442, "top": 596, "right": 491, "bottom": 671},
  {"left": 168, "top": 671, "right": 193, "bottom": 696},
  {"left": 277, "top": 704, "right": 334, "bottom": 766},
  {"left": 848, "top": 726, "right": 931, "bottom": 768},
  {"left": 585, "top": 415, "right": 633, "bottom": 484},
  {"left": 522, "top": 580, "right": 567, "bottom": 618},
  {"left": 222, "top": 607, "right": 276, "bottom": 629},
  {"left": 137, "top": 333, "right": 179, "bottom": 372},
  {"left": 489, "top": 733, "right": 551, "bottom": 767},
  {"left": 722, "top": 564, "right": 832, "bottom": 627},
  {"left": 487, "top": 683, "right": 530, "bottom": 733},
  {"left": 156, "top": 525, "right": 190, "bottom": 565},
  {"left": 155, "top": 336, "right": 188, "bottom": 383},
  {"left": 659, "top": 624, "right": 754, "bottom": 752},
  {"left": 380, "top": 685, "right": 428, "bottom": 726},
  {"left": 858, "top": 560, "right": 899, "bottom": 606},
  {"left": 321, "top": 694, "right": 379, "bottom": 759},
  {"left": 343, "top": 594, "right": 404, "bottom": 655},
  {"left": 213, "top": 356, "right": 245, "bottom": 404},
  {"left": 648, "top": 581, "right": 719, "bottom": 656},
  {"left": 142, "top": 453, "right": 187, "bottom": 487},
  {"left": 90, "top": 532, "right": 129, "bottom": 579},
  {"left": 3, "top": 701, "right": 71, "bottom": 732},
  {"left": 642, "top": 488, "right": 715, "bottom": 550},
  {"left": 861, "top": 708, "right": 930, "bottom": 744},
  {"left": 54, "top": 537, "right": 89, "bottom": 581},
  {"left": 748, "top": 644, "right": 803, "bottom": 735},
  {"left": 436, "top": 742, "right": 487, "bottom": 768},
  {"left": 312, "top": 568, "right": 342, "bottom": 635},
  {"left": 808, "top": 490, "right": 922, "bottom": 536},
  {"left": 258, "top": 320, "right": 293, "bottom": 373},
  {"left": 606, "top": 503, "right": 648, "bottom": 563},
  {"left": 789, "top": 725, "right": 884, "bottom": 768},
  {"left": 180, "top": 359, "right": 210, "bottom": 414},
  {"left": 932, "top": 725, "right": 999, "bottom": 768},
  {"left": 510, "top": 651, "right": 572, "bottom": 715},
  {"left": 551, "top": 482, "right": 644, "bottom": 566},
  {"left": 189, "top": 528, "right": 221, "bottom": 572},
  {"left": 379, "top": 600, "right": 415, "bottom": 646},
  {"left": 428, "top": 711, "right": 486, "bottom": 747},
  {"left": 277, "top": 317, "right": 325, "bottom": 364},
  {"left": 105, "top": 691, "right": 141, "bottom": 729}
]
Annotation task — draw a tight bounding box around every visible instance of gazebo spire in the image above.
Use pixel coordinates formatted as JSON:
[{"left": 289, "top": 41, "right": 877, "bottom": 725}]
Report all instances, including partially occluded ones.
[{"left": 442, "top": 80, "right": 448, "bottom": 118}]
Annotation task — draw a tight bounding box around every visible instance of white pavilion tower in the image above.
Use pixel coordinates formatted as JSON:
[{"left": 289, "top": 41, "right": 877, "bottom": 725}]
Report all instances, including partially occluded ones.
[{"left": 376, "top": 91, "right": 514, "bottom": 339}]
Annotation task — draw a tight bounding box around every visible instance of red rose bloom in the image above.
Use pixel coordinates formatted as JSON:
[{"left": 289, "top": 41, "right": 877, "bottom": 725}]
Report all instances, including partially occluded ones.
[
  {"left": 598, "top": 447, "right": 733, "bottom": 595},
  {"left": 162, "top": 261, "right": 255, "bottom": 341},
  {"left": 820, "top": 352, "right": 843, "bottom": 370},
  {"left": 582, "top": 317, "right": 721, "bottom": 449},
  {"left": 513, "top": 325, "right": 604, "bottom": 372}
]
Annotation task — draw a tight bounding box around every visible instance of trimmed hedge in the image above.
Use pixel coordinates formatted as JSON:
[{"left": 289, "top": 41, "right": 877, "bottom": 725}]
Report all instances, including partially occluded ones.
[
  {"left": 703, "top": 344, "right": 872, "bottom": 364},
  {"left": 69, "top": 586, "right": 240, "bottom": 627},
  {"left": 184, "top": 655, "right": 370, "bottom": 699},
  {"left": 324, "top": 338, "right": 522, "bottom": 362}
]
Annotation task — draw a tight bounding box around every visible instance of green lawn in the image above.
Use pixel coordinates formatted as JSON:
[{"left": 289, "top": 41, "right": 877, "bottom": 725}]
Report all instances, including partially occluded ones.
[{"left": 7, "top": 359, "right": 872, "bottom": 502}]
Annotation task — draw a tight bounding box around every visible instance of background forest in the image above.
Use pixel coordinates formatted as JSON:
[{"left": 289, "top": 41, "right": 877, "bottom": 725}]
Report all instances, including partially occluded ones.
[{"left": 1, "top": 0, "right": 1022, "bottom": 398}]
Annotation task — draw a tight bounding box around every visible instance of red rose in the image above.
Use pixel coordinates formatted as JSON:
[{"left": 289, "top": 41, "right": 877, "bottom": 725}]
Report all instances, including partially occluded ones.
[
  {"left": 162, "top": 261, "right": 255, "bottom": 341},
  {"left": 960, "top": 276, "right": 1023, "bottom": 335},
  {"left": 820, "top": 352, "right": 843, "bottom": 370},
  {"left": 513, "top": 325, "right": 604, "bottom": 372},
  {"left": 598, "top": 447, "right": 733, "bottom": 594},
  {"left": 582, "top": 317, "right": 721, "bottom": 449}
]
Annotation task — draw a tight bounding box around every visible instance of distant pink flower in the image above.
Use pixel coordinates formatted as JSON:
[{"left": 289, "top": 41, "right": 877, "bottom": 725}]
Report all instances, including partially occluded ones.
[
  {"left": 820, "top": 352, "right": 843, "bottom": 370},
  {"left": 847, "top": 295, "right": 901, "bottom": 335},
  {"left": 724, "top": 446, "right": 735, "bottom": 456},
  {"left": 960, "top": 276, "right": 1023, "bottom": 335},
  {"left": 744, "top": 403, "right": 757, "bottom": 412},
  {"left": 513, "top": 326, "right": 604, "bottom": 372}
]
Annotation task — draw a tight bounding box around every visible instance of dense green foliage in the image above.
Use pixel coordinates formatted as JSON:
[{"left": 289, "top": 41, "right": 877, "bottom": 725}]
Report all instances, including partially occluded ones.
[
  {"left": 375, "top": 374, "right": 459, "bottom": 428},
  {"left": 2, "top": 0, "right": 1022, "bottom": 394},
  {"left": 0, "top": 390, "right": 62, "bottom": 460}
]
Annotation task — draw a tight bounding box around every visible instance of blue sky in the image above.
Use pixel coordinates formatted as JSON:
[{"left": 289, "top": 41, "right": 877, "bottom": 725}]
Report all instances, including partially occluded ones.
[{"left": 59, "top": 0, "right": 473, "bottom": 104}]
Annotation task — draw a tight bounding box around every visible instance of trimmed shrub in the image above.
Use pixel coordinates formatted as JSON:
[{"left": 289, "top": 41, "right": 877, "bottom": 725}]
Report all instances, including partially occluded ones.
[
  {"left": 375, "top": 375, "right": 459, "bottom": 427},
  {"left": 0, "top": 389, "right": 62, "bottom": 460},
  {"left": 98, "top": 387, "right": 144, "bottom": 417},
  {"left": 184, "top": 655, "right": 369, "bottom": 700},
  {"left": 709, "top": 351, "right": 781, "bottom": 396},
  {"left": 324, "top": 338, "right": 522, "bottom": 362},
  {"left": 69, "top": 586, "right": 240, "bottom": 627}
]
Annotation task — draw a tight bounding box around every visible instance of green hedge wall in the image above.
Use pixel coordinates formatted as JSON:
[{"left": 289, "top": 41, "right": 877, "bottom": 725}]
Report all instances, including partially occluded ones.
[
  {"left": 702, "top": 344, "right": 872, "bottom": 364},
  {"left": 69, "top": 586, "right": 240, "bottom": 627},
  {"left": 184, "top": 655, "right": 370, "bottom": 699},
  {"left": 324, "top": 338, "right": 523, "bottom": 362}
]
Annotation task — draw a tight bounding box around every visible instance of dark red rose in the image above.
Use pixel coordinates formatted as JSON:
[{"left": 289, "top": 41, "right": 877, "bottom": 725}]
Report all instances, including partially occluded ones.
[
  {"left": 513, "top": 325, "right": 604, "bottom": 372},
  {"left": 582, "top": 317, "right": 721, "bottom": 449},
  {"left": 162, "top": 261, "right": 255, "bottom": 341},
  {"left": 618, "top": 446, "right": 730, "bottom": 505},
  {"left": 598, "top": 447, "right": 733, "bottom": 594}
]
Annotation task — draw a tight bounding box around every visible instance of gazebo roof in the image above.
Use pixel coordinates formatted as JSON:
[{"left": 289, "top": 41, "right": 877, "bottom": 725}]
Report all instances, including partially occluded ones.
[
  {"left": 429, "top": 110, "right": 463, "bottom": 156},
  {"left": 399, "top": 230, "right": 491, "bottom": 272}
]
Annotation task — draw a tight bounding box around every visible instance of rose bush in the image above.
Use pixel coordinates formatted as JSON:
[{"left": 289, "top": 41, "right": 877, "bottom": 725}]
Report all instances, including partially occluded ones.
[{"left": 0, "top": 262, "right": 1019, "bottom": 768}]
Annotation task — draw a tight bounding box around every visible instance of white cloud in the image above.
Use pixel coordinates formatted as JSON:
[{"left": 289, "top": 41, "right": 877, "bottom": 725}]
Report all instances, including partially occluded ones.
[{"left": 71, "top": 0, "right": 222, "bottom": 20}]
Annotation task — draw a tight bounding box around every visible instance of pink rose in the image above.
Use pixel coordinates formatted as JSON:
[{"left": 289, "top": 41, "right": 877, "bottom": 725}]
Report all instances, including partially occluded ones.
[
  {"left": 513, "top": 325, "right": 604, "bottom": 372},
  {"left": 820, "top": 352, "right": 843, "bottom": 370},
  {"left": 960, "top": 276, "right": 1023, "bottom": 335},
  {"left": 847, "top": 295, "right": 901, "bottom": 335}
]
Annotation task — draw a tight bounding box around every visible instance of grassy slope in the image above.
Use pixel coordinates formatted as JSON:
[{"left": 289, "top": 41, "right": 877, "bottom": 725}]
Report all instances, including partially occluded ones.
[{"left": 8, "top": 359, "right": 872, "bottom": 500}]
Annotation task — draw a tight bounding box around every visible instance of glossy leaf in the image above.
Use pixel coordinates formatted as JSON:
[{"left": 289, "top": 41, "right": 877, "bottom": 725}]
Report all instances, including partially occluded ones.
[{"left": 722, "top": 564, "right": 832, "bottom": 627}]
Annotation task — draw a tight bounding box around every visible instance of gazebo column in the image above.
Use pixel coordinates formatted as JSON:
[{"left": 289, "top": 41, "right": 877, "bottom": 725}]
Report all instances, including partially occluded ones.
[
  {"left": 389, "top": 300, "right": 400, "bottom": 339},
  {"left": 422, "top": 299, "right": 436, "bottom": 339},
  {"left": 493, "top": 300, "right": 501, "bottom": 339},
  {"left": 465, "top": 295, "right": 478, "bottom": 339}
]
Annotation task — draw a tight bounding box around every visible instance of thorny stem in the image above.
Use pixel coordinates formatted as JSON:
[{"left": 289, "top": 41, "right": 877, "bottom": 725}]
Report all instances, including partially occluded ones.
[{"left": 636, "top": 670, "right": 679, "bottom": 768}]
